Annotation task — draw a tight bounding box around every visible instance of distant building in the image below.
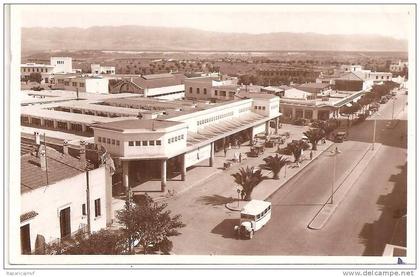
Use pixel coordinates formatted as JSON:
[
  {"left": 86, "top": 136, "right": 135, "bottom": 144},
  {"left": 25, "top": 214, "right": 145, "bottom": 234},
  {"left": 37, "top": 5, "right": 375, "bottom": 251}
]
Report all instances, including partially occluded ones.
[
  {"left": 184, "top": 76, "right": 239, "bottom": 102},
  {"left": 110, "top": 73, "right": 186, "bottom": 100},
  {"left": 20, "top": 63, "right": 55, "bottom": 83},
  {"left": 50, "top": 57, "right": 73, "bottom": 74},
  {"left": 20, "top": 139, "right": 112, "bottom": 254},
  {"left": 51, "top": 75, "right": 109, "bottom": 94},
  {"left": 91, "top": 64, "right": 116, "bottom": 75},
  {"left": 340, "top": 64, "right": 363, "bottom": 72},
  {"left": 256, "top": 68, "right": 321, "bottom": 85},
  {"left": 390, "top": 60, "right": 408, "bottom": 73}
]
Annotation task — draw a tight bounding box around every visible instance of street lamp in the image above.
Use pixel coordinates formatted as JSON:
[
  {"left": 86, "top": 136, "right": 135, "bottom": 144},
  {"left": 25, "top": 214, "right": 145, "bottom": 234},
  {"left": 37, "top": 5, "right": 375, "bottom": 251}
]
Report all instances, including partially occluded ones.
[
  {"left": 372, "top": 112, "right": 381, "bottom": 151},
  {"left": 236, "top": 185, "right": 243, "bottom": 207},
  {"left": 329, "top": 146, "right": 341, "bottom": 204}
]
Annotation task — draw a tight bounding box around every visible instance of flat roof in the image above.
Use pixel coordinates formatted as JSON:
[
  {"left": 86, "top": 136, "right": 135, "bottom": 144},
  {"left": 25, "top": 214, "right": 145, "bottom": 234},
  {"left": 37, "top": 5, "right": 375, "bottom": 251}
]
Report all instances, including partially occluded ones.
[
  {"left": 242, "top": 200, "right": 271, "bottom": 215},
  {"left": 91, "top": 119, "right": 183, "bottom": 132},
  {"left": 236, "top": 92, "right": 279, "bottom": 100},
  {"left": 21, "top": 107, "right": 136, "bottom": 124}
]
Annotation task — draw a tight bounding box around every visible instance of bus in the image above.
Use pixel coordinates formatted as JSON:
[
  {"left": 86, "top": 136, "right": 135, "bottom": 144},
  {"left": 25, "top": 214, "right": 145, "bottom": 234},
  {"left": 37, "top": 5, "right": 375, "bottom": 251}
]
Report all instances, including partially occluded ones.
[{"left": 234, "top": 200, "right": 272, "bottom": 239}]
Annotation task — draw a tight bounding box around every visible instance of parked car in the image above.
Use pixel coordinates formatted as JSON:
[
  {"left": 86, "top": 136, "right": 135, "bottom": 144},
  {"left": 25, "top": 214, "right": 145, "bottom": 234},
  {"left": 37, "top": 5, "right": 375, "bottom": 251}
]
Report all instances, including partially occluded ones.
[{"left": 334, "top": 131, "right": 346, "bottom": 143}]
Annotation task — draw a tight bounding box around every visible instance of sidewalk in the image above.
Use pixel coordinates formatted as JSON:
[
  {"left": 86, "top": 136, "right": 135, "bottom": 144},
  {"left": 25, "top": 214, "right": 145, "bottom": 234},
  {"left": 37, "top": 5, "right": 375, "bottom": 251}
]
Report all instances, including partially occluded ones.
[{"left": 307, "top": 143, "right": 381, "bottom": 230}]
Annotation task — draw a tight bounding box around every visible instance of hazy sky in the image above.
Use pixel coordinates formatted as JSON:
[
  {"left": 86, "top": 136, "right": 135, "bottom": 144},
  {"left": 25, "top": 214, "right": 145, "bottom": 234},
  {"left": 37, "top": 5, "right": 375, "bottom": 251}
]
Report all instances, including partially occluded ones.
[{"left": 17, "top": 4, "right": 412, "bottom": 40}]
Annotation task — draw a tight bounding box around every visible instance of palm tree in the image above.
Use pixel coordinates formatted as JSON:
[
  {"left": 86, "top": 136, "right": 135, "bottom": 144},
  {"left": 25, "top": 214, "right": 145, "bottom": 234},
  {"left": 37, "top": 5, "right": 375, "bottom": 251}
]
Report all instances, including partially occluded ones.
[
  {"left": 303, "top": 128, "right": 325, "bottom": 150},
  {"left": 286, "top": 140, "right": 310, "bottom": 164},
  {"left": 262, "top": 154, "right": 289, "bottom": 179},
  {"left": 231, "top": 166, "right": 265, "bottom": 201}
]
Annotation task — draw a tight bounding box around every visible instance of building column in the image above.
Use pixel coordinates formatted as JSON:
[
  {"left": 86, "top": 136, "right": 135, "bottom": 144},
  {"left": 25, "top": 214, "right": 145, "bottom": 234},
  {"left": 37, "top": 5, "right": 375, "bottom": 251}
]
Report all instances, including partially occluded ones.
[
  {"left": 292, "top": 108, "right": 296, "bottom": 119},
  {"left": 28, "top": 116, "right": 32, "bottom": 124},
  {"left": 161, "top": 159, "right": 167, "bottom": 192},
  {"left": 69, "top": 108, "right": 73, "bottom": 113},
  {"left": 122, "top": 160, "right": 129, "bottom": 191},
  {"left": 265, "top": 121, "right": 270, "bottom": 136},
  {"left": 275, "top": 117, "right": 279, "bottom": 134},
  {"left": 81, "top": 109, "right": 85, "bottom": 114},
  {"left": 66, "top": 122, "right": 71, "bottom": 130},
  {"left": 53, "top": 120, "right": 58, "bottom": 129},
  {"left": 81, "top": 124, "right": 87, "bottom": 132},
  {"left": 312, "top": 109, "right": 319, "bottom": 120},
  {"left": 181, "top": 154, "right": 186, "bottom": 181},
  {"left": 40, "top": 118, "right": 45, "bottom": 126},
  {"left": 209, "top": 142, "right": 214, "bottom": 167}
]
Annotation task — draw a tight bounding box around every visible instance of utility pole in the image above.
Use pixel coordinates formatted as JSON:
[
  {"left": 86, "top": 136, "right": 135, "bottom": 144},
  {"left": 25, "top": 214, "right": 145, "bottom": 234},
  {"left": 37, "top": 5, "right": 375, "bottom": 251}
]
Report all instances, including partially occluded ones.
[{"left": 86, "top": 170, "right": 91, "bottom": 234}]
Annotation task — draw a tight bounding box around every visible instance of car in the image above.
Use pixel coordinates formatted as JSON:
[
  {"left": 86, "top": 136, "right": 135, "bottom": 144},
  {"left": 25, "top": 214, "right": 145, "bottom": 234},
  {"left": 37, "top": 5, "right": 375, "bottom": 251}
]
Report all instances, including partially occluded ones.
[{"left": 334, "top": 131, "right": 346, "bottom": 143}]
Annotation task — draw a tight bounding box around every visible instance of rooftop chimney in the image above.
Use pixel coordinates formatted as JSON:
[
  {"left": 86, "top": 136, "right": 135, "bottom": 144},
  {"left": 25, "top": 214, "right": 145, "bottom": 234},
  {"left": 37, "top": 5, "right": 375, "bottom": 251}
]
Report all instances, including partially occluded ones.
[
  {"left": 79, "top": 140, "right": 87, "bottom": 168},
  {"left": 63, "top": 140, "right": 69, "bottom": 155},
  {"left": 34, "top": 132, "right": 41, "bottom": 156},
  {"left": 39, "top": 145, "right": 47, "bottom": 171}
]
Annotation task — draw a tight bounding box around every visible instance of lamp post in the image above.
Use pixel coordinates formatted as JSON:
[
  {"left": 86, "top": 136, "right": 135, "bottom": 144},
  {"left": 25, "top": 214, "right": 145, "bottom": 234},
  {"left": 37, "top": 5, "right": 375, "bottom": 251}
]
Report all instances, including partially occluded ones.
[
  {"left": 329, "top": 145, "right": 341, "bottom": 204},
  {"left": 236, "top": 185, "right": 242, "bottom": 207},
  {"left": 372, "top": 112, "right": 381, "bottom": 151}
]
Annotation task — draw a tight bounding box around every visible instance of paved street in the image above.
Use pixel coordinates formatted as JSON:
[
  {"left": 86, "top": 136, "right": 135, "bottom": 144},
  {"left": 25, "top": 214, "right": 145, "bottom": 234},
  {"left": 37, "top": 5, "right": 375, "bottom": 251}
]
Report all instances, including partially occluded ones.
[{"left": 167, "top": 90, "right": 407, "bottom": 255}]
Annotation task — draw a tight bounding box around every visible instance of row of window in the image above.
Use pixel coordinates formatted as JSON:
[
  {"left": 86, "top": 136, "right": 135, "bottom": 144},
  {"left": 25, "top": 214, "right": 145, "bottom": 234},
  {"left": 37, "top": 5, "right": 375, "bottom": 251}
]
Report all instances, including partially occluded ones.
[
  {"left": 197, "top": 111, "right": 234, "bottom": 126},
  {"left": 214, "top": 90, "right": 235, "bottom": 97},
  {"left": 81, "top": 198, "right": 101, "bottom": 217},
  {"left": 189, "top": 87, "right": 208, "bottom": 95},
  {"left": 168, "top": 134, "right": 184, "bottom": 144},
  {"left": 128, "top": 140, "right": 161, "bottom": 146},
  {"left": 56, "top": 60, "right": 65, "bottom": 65},
  {"left": 61, "top": 81, "right": 85, "bottom": 87},
  {"left": 22, "top": 67, "right": 49, "bottom": 73},
  {"left": 254, "top": 105, "right": 266, "bottom": 111},
  {"left": 98, "top": 137, "right": 120, "bottom": 146}
]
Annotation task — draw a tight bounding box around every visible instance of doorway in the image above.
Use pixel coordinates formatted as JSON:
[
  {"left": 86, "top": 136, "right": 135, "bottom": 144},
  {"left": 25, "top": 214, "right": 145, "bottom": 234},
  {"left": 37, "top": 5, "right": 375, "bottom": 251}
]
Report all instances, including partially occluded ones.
[
  {"left": 20, "top": 224, "right": 31, "bottom": 254},
  {"left": 59, "top": 207, "right": 71, "bottom": 239}
]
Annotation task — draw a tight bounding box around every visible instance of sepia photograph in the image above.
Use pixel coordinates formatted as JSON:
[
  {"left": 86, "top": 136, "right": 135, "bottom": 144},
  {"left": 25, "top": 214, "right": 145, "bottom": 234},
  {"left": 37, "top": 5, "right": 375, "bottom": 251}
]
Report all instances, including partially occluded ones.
[{"left": 2, "top": 1, "right": 417, "bottom": 274}]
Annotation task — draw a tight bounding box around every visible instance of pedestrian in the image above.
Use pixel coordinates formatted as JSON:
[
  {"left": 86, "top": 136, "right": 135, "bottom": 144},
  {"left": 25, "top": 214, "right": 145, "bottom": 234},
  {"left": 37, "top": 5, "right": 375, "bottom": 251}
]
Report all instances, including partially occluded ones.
[
  {"left": 239, "top": 153, "right": 242, "bottom": 163},
  {"left": 310, "top": 151, "right": 313, "bottom": 160},
  {"left": 224, "top": 147, "right": 227, "bottom": 157},
  {"left": 335, "top": 146, "right": 339, "bottom": 154}
]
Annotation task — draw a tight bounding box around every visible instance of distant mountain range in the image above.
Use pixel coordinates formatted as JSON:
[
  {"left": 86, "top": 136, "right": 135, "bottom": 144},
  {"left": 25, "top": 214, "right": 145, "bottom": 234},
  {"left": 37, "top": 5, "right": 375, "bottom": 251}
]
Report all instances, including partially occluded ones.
[{"left": 21, "top": 25, "right": 408, "bottom": 53}]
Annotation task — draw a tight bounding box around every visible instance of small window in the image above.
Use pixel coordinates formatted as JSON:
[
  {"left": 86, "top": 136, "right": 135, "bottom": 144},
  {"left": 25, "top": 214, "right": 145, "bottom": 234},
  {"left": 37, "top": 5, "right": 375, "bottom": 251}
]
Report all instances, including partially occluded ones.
[
  {"left": 112, "top": 139, "right": 115, "bottom": 145},
  {"left": 149, "top": 140, "right": 155, "bottom": 146},
  {"left": 196, "top": 88, "right": 200, "bottom": 94},
  {"left": 129, "top": 141, "right": 134, "bottom": 146},
  {"left": 94, "top": 198, "right": 101, "bottom": 217},
  {"left": 189, "top": 87, "right": 192, "bottom": 94},
  {"left": 82, "top": 204, "right": 86, "bottom": 216},
  {"left": 156, "top": 140, "right": 161, "bottom": 145},
  {"left": 168, "top": 139, "right": 171, "bottom": 144},
  {"left": 107, "top": 138, "right": 111, "bottom": 144},
  {"left": 204, "top": 88, "right": 207, "bottom": 95},
  {"left": 116, "top": 140, "right": 120, "bottom": 146},
  {"left": 135, "top": 141, "right": 141, "bottom": 146},
  {"left": 98, "top": 137, "right": 101, "bottom": 143},
  {"left": 142, "top": 140, "right": 148, "bottom": 146}
]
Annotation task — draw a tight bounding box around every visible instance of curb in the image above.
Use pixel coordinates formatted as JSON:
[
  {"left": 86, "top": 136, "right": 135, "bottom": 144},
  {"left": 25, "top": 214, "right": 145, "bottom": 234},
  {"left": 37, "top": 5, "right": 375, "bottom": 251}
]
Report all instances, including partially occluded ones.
[
  {"left": 263, "top": 142, "right": 334, "bottom": 201},
  {"left": 307, "top": 143, "right": 382, "bottom": 230},
  {"left": 225, "top": 201, "right": 247, "bottom": 211}
]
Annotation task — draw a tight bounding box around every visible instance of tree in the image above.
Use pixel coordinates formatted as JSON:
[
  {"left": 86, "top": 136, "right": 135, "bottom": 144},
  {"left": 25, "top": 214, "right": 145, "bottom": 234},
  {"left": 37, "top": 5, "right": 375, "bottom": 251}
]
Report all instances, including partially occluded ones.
[
  {"left": 262, "top": 154, "right": 289, "bottom": 179},
  {"left": 46, "top": 229, "right": 126, "bottom": 255},
  {"left": 28, "top": 72, "right": 42, "bottom": 83},
  {"left": 303, "top": 128, "right": 325, "bottom": 150},
  {"left": 231, "top": 166, "right": 265, "bottom": 201},
  {"left": 286, "top": 140, "right": 310, "bottom": 163},
  {"left": 116, "top": 194, "right": 185, "bottom": 254}
]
